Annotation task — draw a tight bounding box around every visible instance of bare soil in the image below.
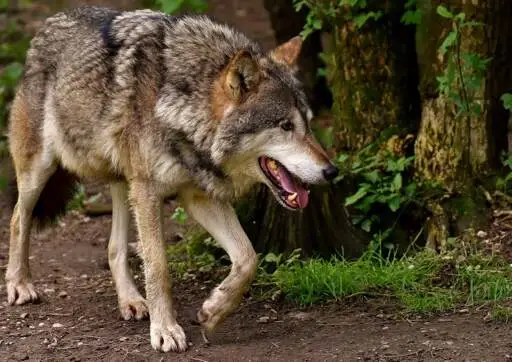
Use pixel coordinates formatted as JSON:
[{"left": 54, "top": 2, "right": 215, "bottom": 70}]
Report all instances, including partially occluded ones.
[{"left": 2, "top": 0, "right": 512, "bottom": 361}]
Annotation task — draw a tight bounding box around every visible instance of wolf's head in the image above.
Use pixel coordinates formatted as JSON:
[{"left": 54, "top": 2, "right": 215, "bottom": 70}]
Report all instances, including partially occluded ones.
[{"left": 210, "top": 37, "right": 338, "bottom": 210}]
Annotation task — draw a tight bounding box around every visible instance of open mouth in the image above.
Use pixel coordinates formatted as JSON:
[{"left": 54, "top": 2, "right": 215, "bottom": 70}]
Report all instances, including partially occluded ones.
[{"left": 258, "top": 156, "right": 309, "bottom": 209}]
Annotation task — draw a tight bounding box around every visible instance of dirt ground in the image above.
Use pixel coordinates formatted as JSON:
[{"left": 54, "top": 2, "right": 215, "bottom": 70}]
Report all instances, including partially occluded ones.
[
  {"left": 1, "top": 193, "right": 512, "bottom": 362},
  {"left": 2, "top": 0, "right": 512, "bottom": 361}
]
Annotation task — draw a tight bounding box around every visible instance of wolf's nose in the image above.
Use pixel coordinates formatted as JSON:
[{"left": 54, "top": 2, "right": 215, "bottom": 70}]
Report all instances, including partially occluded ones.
[{"left": 322, "top": 165, "right": 339, "bottom": 181}]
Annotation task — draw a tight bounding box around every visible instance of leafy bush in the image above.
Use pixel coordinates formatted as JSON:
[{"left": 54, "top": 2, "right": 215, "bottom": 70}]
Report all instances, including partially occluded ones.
[
  {"left": 0, "top": 19, "right": 30, "bottom": 129},
  {"left": 0, "top": 17, "right": 30, "bottom": 189},
  {"left": 154, "top": 0, "right": 207, "bottom": 14},
  {"left": 333, "top": 133, "right": 435, "bottom": 249},
  {"left": 293, "top": 0, "right": 384, "bottom": 38}
]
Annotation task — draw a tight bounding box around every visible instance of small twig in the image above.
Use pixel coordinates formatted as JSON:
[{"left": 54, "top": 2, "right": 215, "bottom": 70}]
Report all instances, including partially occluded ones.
[
  {"left": 191, "top": 357, "right": 209, "bottom": 362},
  {"left": 479, "top": 185, "right": 493, "bottom": 203},
  {"left": 56, "top": 344, "right": 91, "bottom": 351},
  {"left": 383, "top": 349, "right": 424, "bottom": 360},
  {"left": 46, "top": 313, "right": 73, "bottom": 317},
  {"left": 494, "top": 210, "right": 512, "bottom": 217},
  {"left": 316, "top": 322, "right": 354, "bottom": 327}
]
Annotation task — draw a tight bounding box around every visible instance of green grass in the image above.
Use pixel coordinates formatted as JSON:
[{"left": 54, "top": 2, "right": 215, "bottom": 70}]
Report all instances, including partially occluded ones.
[
  {"left": 490, "top": 305, "right": 512, "bottom": 322},
  {"left": 273, "top": 250, "right": 512, "bottom": 313},
  {"left": 167, "top": 230, "right": 512, "bottom": 315}
]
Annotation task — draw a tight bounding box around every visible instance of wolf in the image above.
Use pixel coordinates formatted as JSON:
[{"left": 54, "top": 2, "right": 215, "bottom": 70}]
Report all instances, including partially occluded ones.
[{"left": 5, "top": 6, "right": 339, "bottom": 352}]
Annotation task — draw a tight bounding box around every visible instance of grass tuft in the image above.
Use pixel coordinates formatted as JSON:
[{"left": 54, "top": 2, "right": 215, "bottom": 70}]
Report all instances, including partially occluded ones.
[{"left": 273, "top": 250, "right": 512, "bottom": 313}]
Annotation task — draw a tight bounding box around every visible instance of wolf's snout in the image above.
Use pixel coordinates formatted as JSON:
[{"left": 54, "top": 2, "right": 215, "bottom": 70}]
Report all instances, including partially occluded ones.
[{"left": 322, "top": 165, "right": 339, "bottom": 181}]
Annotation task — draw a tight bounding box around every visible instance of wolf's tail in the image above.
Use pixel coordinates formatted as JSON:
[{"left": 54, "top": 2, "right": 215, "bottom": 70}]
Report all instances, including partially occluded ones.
[{"left": 7, "top": 162, "right": 78, "bottom": 228}]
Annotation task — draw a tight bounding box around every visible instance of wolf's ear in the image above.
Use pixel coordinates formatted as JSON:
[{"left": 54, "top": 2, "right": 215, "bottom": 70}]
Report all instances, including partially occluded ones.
[
  {"left": 224, "top": 50, "right": 261, "bottom": 103},
  {"left": 269, "top": 36, "right": 303, "bottom": 69}
]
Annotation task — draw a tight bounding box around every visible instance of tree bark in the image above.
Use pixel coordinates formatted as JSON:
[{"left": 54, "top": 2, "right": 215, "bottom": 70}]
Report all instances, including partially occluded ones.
[
  {"left": 328, "top": 1, "right": 421, "bottom": 150},
  {"left": 240, "top": 1, "right": 419, "bottom": 257},
  {"left": 414, "top": 0, "right": 512, "bottom": 250}
]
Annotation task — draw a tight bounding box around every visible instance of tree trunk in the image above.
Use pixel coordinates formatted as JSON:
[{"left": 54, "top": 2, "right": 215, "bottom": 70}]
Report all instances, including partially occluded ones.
[
  {"left": 414, "top": 0, "right": 512, "bottom": 250},
  {"left": 328, "top": 1, "right": 421, "bottom": 150},
  {"left": 240, "top": 1, "right": 419, "bottom": 257}
]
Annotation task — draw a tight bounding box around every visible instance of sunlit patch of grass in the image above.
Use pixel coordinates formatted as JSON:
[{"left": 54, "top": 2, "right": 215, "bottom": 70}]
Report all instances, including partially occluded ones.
[
  {"left": 490, "top": 305, "right": 512, "bottom": 323},
  {"left": 273, "top": 249, "right": 512, "bottom": 314}
]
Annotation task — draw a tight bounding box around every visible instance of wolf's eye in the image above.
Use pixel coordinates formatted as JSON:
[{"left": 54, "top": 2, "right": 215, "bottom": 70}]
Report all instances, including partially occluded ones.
[{"left": 281, "top": 121, "right": 294, "bottom": 131}]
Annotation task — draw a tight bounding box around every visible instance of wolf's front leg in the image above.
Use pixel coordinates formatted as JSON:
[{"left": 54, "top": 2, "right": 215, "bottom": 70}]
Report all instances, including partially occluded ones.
[
  {"left": 182, "top": 192, "right": 258, "bottom": 333},
  {"left": 129, "top": 181, "right": 187, "bottom": 352}
]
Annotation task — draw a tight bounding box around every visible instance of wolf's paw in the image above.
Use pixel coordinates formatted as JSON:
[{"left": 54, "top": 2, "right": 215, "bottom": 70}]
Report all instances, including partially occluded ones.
[
  {"left": 119, "top": 298, "right": 149, "bottom": 321},
  {"left": 197, "top": 287, "right": 242, "bottom": 332},
  {"left": 150, "top": 320, "right": 188, "bottom": 352},
  {"left": 6, "top": 280, "right": 39, "bottom": 305}
]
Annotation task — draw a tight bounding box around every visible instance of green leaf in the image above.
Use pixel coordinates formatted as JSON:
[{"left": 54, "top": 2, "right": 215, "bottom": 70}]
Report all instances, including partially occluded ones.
[
  {"left": 401, "top": 9, "right": 422, "bottom": 25},
  {"left": 439, "top": 31, "right": 457, "bottom": 55},
  {"left": 454, "top": 12, "right": 466, "bottom": 22},
  {"left": 345, "top": 187, "right": 369, "bottom": 206},
  {"left": 337, "top": 153, "right": 349, "bottom": 163},
  {"left": 314, "top": 126, "right": 334, "bottom": 149},
  {"left": 387, "top": 195, "right": 401, "bottom": 212},
  {"left": 157, "top": 0, "right": 183, "bottom": 14},
  {"left": 437, "top": 5, "right": 454, "bottom": 19},
  {"left": 0, "top": 62, "right": 23, "bottom": 89},
  {"left": 405, "top": 0, "right": 417, "bottom": 9},
  {"left": 264, "top": 253, "right": 280, "bottom": 264},
  {"left": 501, "top": 93, "right": 512, "bottom": 111},
  {"left": 312, "top": 18, "right": 323, "bottom": 30},
  {"left": 460, "top": 20, "right": 483, "bottom": 28},
  {"left": 405, "top": 182, "right": 417, "bottom": 197},
  {"left": 356, "top": 194, "right": 377, "bottom": 213},
  {"left": 361, "top": 219, "right": 372, "bottom": 232},
  {"left": 353, "top": 11, "right": 382, "bottom": 29},
  {"left": 188, "top": 0, "right": 208, "bottom": 12},
  {"left": 351, "top": 214, "right": 365, "bottom": 225},
  {"left": 363, "top": 170, "right": 380, "bottom": 184},
  {"left": 171, "top": 206, "right": 188, "bottom": 224},
  {"left": 392, "top": 173, "right": 403, "bottom": 191}
]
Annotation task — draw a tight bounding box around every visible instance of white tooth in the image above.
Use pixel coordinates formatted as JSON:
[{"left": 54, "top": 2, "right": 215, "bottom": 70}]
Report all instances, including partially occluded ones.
[
  {"left": 307, "top": 190, "right": 310, "bottom": 194},
  {"left": 268, "top": 160, "right": 278, "bottom": 170},
  {"left": 288, "top": 193, "right": 297, "bottom": 201}
]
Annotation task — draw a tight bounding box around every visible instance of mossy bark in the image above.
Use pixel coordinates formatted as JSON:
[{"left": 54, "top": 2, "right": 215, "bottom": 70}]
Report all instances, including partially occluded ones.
[
  {"left": 328, "top": 1, "right": 421, "bottom": 150},
  {"left": 414, "top": 0, "right": 512, "bottom": 250}
]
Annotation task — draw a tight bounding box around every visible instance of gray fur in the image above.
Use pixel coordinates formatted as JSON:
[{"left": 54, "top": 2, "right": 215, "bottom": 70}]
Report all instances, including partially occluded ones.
[{"left": 18, "top": 6, "right": 311, "bottom": 199}]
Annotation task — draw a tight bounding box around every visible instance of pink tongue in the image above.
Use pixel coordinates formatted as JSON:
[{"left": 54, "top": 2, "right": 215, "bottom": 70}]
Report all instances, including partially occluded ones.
[{"left": 277, "top": 167, "right": 309, "bottom": 208}]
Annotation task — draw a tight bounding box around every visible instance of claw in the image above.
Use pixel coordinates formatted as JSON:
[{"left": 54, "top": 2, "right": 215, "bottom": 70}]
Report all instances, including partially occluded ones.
[{"left": 201, "top": 329, "right": 211, "bottom": 345}]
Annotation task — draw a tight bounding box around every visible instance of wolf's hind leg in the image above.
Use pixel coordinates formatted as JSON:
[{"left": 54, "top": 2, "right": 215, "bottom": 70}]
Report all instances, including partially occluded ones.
[
  {"left": 181, "top": 192, "right": 258, "bottom": 333},
  {"left": 6, "top": 156, "right": 56, "bottom": 305},
  {"left": 108, "top": 182, "right": 148, "bottom": 321}
]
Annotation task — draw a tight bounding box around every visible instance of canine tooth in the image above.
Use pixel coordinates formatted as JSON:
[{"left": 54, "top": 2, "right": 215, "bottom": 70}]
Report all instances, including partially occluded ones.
[
  {"left": 268, "top": 160, "right": 278, "bottom": 170},
  {"left": 288, "top": 193, "right": 297, "bottom": 201}
]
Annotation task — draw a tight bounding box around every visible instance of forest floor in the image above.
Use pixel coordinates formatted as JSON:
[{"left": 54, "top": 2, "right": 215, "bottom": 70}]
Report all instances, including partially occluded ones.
[
  {"left": 2, "top": 190, "right": 512, "bottom": 362},
  {"left": 2, "top": 0, "right": 512, "bottom": 361}
]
